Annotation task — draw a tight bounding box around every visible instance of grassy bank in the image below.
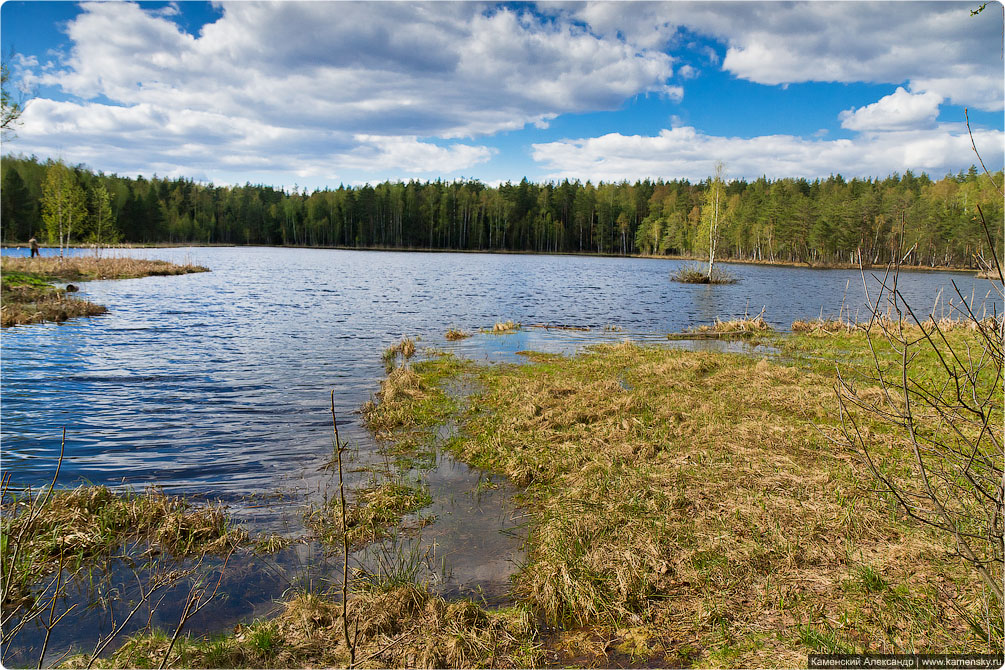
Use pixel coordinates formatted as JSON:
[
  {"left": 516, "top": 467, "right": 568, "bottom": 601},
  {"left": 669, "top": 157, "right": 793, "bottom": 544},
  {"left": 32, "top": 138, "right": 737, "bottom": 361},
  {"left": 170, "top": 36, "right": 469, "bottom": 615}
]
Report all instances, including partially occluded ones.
[
  {"left": 363, "top": 327, "right": 1000, "bottom": 667},
  {"left": 0, "top": 256, "right": 209, "bottom": 327}
]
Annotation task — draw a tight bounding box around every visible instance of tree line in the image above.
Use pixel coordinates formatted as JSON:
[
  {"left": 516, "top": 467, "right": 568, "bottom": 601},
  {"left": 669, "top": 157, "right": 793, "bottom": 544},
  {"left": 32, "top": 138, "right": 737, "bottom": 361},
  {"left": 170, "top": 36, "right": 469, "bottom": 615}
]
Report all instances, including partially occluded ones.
[{"left": 2, "top": 154, "right": 1001, "bottom": 268}]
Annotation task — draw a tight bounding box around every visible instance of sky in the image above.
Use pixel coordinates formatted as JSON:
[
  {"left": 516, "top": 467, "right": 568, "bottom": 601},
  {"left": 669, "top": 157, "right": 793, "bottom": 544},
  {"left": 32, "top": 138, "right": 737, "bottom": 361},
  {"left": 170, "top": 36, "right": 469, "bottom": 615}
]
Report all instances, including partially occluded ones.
[{"left": 1, "top": 0, "right": 1003, "bottom": 190}]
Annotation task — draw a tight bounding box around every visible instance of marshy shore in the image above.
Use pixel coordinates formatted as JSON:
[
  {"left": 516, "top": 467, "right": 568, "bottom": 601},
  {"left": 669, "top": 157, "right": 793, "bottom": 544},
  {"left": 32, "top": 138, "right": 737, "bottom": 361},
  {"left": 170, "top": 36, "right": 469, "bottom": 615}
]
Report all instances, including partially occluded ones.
[
  {"left": 0, "top": 256, "right": 209, "bottom": 327},
  {"left": 3, "top": 319, "right": 1000, "bottom": 668}
]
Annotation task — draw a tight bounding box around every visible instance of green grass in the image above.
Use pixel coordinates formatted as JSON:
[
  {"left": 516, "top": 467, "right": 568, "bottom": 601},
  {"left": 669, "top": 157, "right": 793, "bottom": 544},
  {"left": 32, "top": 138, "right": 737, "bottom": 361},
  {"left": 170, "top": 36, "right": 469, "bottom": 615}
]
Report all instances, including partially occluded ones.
[{"left": 363, "top": 329, "right": 1001, "bottom": 666}]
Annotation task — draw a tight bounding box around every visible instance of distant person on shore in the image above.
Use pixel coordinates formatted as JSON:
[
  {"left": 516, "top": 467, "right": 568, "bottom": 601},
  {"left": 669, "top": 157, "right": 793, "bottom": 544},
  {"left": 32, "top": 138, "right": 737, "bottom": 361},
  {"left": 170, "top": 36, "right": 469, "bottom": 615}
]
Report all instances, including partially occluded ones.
[{"left": 29, "top": 236, "right": 39, "bottom": 257}]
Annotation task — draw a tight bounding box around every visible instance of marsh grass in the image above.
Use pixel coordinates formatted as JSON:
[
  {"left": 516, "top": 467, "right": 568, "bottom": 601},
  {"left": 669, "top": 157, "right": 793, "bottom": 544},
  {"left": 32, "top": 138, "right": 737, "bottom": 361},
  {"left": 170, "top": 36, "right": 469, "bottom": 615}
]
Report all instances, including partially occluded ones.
[
  {"left": 682, "top": 315, "right": 773, "bottom": 338},
  {"left": 365, "top": 333, "right": 999, "bottom": 666},
  {"left": 1, "top": 485, "right": 245, "bottom": 613},
  {"left": 1, "top": 282, "right": 108, "bottom": 327},
  {"left": 1, "top": 256, "right": 208, "bottom": 282},
  {"left": 1, "top": 256, "right": 207, "bottom": 327},
  {"left": 72, "top": 584, "right": 539, "bottom": 669},
  {"left": 445, "top": 328, "right": 471, "bottom": 341},
  {"left": 382, "top": 337, "right": 417, "bottom": 371}
]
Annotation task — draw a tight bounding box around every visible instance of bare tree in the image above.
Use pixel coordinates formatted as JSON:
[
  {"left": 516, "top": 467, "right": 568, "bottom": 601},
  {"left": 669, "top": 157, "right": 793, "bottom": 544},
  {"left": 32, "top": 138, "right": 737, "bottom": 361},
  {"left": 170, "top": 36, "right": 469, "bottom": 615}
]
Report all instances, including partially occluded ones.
[
  {"left": 835, "top": 214, "right": 1003, "bottom": 640},
  {"left": 1, "top": 51, "right": 31, "bottom": 140}
]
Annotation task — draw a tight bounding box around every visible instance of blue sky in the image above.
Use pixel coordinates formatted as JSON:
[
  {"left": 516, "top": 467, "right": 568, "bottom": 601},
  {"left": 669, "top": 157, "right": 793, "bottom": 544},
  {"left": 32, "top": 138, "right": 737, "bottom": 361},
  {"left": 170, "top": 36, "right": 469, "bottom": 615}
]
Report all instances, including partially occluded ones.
[{"left": 2, "top": 1, "right": 1002, "bottom": 190}]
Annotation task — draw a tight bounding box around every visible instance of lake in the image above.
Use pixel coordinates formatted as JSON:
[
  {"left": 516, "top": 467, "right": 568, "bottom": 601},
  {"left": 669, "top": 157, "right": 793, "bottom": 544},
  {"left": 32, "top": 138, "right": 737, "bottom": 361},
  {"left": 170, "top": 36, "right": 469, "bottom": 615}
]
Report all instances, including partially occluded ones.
[{"left": 1, "top": 246, "right": 999, "bottom": 663}]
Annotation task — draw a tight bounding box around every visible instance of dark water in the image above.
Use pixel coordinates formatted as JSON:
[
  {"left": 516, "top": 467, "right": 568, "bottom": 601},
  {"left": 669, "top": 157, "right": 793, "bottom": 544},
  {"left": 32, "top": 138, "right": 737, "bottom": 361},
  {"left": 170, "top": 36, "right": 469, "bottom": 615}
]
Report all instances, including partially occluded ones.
[{"left": 1, "top": 246, "right": 999, "bottom": 664}]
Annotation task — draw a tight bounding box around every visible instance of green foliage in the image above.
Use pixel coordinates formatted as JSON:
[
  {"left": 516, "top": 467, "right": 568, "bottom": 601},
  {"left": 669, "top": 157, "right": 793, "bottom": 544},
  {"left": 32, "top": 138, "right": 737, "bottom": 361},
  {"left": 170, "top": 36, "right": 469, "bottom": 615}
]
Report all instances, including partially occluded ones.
[
  {"left": 2, "top": 155, "right": 1002, "bottom": 268},
  {"left": 87, "top": 183, "right": 119, "bottom": 246},
  {"left": 40, "top": 160, "right": 87, "bottom": 255}
]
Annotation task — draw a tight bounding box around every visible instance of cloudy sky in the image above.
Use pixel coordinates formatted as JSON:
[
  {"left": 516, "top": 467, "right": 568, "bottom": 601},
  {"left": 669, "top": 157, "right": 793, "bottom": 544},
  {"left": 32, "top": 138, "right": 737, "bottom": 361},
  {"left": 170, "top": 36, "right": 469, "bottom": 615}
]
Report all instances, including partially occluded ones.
[{"left": 2, "top": 1, "right": 1002, "bottom": 188}]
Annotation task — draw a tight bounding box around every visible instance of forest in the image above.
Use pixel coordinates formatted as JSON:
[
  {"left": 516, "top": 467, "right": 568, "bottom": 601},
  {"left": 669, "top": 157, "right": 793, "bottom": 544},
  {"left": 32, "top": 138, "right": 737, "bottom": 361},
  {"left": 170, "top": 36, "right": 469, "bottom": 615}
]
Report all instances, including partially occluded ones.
[{"left": 2, "top": 154, "right": 1002, "bottom": 268}]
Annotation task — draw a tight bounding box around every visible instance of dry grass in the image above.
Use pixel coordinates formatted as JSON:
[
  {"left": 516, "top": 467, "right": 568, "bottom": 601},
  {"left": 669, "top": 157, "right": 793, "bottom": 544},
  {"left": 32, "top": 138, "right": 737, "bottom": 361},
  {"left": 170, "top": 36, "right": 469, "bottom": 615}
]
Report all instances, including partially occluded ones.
[
  {"left": 445, "top": 328, "right": 471, "bottom": 341},
  {"left": 686, "top": 315, "right": 773, "bottom": 337},
  {"left": 1, "top": 283, "right": 107, "bottom": 327},
  {"left": 791, "top": 318, "right": 857, "bottom": 334},
  {"left": 74, "top": 584, "right": 539, "bottom": 669},
  {"left": 365, "top": 335, "right": 999, "bottom": 666},
  {"left": 1, "top": 255, "right": 208, "bottom": 281},
  {"left": 791, "top": 315, "right": 1000, "bottom": 335},
  {"left": 483, "top": 320, "right": 521, "bottom": 334}
]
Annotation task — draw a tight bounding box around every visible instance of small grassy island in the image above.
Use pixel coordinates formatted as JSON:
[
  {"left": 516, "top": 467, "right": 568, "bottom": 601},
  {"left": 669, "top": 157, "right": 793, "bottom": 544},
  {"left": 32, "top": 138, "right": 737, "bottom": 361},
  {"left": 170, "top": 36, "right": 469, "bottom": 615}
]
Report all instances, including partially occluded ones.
[{"left": 0, "top": 256, "right": 209, "bottom": 327}]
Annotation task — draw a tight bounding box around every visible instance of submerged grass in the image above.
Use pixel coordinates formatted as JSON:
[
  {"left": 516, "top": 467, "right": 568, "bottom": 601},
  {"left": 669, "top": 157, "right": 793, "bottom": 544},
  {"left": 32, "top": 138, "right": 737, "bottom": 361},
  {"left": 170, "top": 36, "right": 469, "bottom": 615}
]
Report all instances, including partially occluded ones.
[
  {"left": 306, "top": 478, "right": 433, "bottom": 550},
  {"left": 2, "top": 485, "right": 246, "bottom": 612},
  {"left": 382, "top": 337, "right": 417, "bottom": 371},
  {"left": 365, "top": 330, "right": 1000, "bottom": 666}
]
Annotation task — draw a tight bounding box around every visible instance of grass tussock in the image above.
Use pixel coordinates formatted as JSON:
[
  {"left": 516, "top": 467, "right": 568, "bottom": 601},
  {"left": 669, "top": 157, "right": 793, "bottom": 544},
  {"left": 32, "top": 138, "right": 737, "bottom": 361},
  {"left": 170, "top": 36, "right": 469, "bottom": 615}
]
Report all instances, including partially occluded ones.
[
  {"left": 2, "top": 485, "right": 245, "bottom": 611},
  {"left": 369, "top": 332, "right": 1000, "bottom": 666},
  {"left": 685, "top": 315, "right": 773, "bottom": 338},
  {"left": 483, "top": 320, "right": 521, "bottom": 334},
  {"left": 364, "top": 354, "right": 471, "bottom": 437},
  {"left": 1, "top": 255, "right": 208, "bottom": 282},
  {"left": 671, "top": 263, "right": 737, "bottom": 284},
  {"left": 72, "top": 584, "right": 539, "bottom": 669},
  {"left": 445, "top": 328, "right": 471, "bottom": 341},
  {"left": 382, "top": 337, "right": 417, "bottom": 371}
]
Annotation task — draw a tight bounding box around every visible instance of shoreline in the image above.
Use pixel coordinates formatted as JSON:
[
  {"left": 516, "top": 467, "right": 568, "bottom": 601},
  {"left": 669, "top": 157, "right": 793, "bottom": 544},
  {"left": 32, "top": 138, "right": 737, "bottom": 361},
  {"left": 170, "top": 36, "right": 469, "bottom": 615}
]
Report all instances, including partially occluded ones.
[
  {"left": 3, "top": 324, "right": 1000, "bottom": 667},
  {"left": 1, "top": 242, "right": 984, "bottom": 275},
  {"left": 0, "top": 256, "right": 209, "bottom": 327}
]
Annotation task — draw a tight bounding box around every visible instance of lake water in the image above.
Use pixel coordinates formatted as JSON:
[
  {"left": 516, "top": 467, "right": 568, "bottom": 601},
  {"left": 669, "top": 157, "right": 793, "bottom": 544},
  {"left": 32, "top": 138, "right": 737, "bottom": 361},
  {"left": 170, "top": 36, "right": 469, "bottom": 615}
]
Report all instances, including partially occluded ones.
[{"left": 1, "top": 246, "right": 999, "bottom": 663}]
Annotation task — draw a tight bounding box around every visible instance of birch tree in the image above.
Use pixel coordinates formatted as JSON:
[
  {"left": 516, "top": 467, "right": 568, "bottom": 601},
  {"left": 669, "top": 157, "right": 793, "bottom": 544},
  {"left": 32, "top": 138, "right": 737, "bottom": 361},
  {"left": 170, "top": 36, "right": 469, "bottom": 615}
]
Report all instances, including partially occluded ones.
[
  {"left": 88, "top": 184, "right": 118, "bottom": 253},
  {"left": 41, "top": 161, "right": 87, "bottom": 258},
  {"left": 699, "top": 161, "right": 728, "bottom": 280}
]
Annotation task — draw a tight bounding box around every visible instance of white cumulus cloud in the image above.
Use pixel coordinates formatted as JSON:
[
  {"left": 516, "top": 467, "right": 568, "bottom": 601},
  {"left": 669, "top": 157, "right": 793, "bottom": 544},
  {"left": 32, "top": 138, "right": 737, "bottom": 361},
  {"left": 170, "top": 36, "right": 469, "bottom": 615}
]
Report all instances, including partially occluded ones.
[
  {"left": 531, "top": 125, "right": 1004, "bottom": 183},
  {"left": 839, "top": 88, "right": 943, "bottom": 132},
  {"left": 554, "top": 1, "right": 1003, "bottom": 111},
  {"left": 13, "top": 1, "right": 677, "bottom": 182}
]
